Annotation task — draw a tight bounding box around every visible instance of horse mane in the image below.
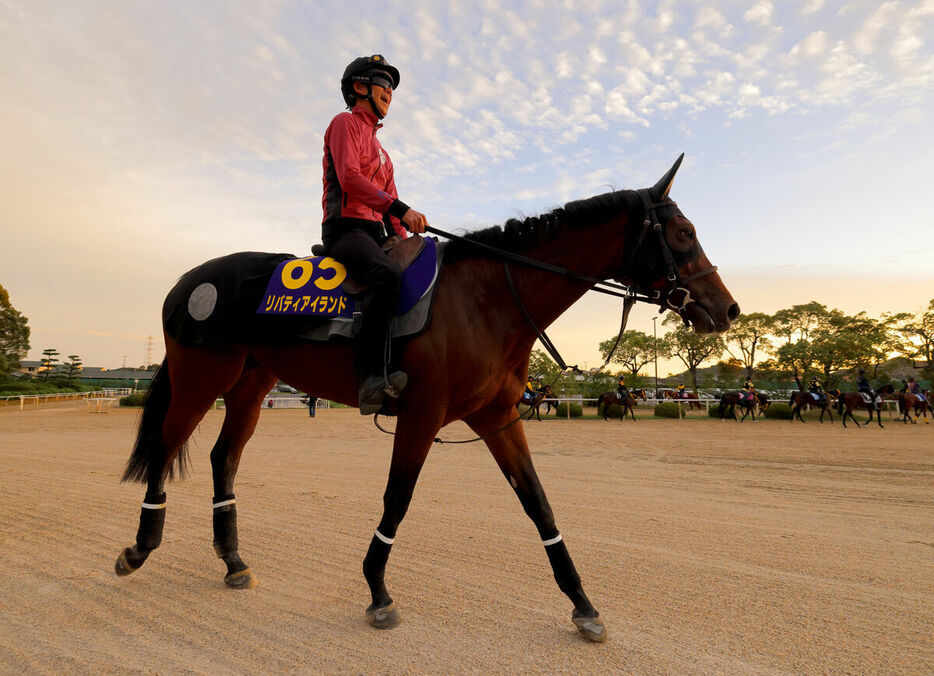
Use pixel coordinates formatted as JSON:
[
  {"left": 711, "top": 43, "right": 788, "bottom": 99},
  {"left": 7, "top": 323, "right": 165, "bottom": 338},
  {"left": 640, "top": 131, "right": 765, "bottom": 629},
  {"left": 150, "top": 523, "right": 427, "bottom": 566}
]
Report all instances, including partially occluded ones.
[{"left": 445, "top": 189, "right": 637, "bottom": 261}]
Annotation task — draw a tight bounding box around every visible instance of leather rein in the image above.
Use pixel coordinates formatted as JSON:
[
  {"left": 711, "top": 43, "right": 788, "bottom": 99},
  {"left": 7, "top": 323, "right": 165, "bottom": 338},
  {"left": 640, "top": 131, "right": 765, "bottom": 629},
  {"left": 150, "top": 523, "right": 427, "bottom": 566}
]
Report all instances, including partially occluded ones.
[{"left": 425, "top": 189, "right": 718, "bottom": 372}]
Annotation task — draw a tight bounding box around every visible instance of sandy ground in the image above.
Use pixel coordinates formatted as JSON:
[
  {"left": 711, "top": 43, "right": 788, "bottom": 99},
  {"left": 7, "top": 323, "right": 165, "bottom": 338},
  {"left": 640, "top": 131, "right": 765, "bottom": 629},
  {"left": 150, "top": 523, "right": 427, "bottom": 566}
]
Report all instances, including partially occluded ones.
[{"left": 0, "top": 403, "right": 932, "bottom": 675}]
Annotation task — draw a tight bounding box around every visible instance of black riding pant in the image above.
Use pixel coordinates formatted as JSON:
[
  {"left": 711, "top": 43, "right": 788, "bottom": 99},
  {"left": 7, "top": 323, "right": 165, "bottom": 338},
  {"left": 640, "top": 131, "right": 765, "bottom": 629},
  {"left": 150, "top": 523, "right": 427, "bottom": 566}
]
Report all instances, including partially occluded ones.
[{"left": 322, "top": 219, "right": 402, "bottom": 378}]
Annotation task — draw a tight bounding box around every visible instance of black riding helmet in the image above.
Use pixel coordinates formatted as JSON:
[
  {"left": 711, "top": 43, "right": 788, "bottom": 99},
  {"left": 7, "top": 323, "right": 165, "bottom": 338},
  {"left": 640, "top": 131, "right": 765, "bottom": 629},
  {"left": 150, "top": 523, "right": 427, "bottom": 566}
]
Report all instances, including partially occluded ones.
[{"left": 340, "top": 54, "right": 400, "bottom": 117}]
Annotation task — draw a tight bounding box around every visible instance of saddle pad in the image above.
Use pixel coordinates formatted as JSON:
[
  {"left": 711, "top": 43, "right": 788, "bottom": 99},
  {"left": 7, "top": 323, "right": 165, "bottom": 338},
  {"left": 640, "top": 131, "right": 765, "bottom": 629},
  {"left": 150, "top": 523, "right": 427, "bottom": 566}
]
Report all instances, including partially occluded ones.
[
  {"left": 257, "top": 236, "right": 437, "bottom": 318},
  {"left": 162, "top": 239, "right": 443, "bottom": 347}
]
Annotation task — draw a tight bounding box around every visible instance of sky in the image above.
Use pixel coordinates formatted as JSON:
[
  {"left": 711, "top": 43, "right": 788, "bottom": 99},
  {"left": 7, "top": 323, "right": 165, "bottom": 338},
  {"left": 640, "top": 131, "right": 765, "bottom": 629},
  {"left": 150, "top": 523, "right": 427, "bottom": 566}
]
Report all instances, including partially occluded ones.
[{"left": 1, "top": 0, "right": 933, "bottom": 375}]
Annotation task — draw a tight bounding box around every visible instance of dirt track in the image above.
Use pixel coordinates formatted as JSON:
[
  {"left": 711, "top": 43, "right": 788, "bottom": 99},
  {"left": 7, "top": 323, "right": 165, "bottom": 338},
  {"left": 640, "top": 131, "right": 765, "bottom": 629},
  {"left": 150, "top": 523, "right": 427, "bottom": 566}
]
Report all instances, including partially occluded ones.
[{"left": 1, "top": 404, "right": 932, "bottom": 674}]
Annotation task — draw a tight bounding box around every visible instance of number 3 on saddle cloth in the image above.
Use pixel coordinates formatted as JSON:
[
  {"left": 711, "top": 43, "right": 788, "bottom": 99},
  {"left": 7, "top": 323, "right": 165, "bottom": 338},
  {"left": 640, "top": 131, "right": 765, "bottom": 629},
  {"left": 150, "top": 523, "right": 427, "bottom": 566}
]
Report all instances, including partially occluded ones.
[{"left": 161, "top": 236, "right": 440, "bottom": 348}]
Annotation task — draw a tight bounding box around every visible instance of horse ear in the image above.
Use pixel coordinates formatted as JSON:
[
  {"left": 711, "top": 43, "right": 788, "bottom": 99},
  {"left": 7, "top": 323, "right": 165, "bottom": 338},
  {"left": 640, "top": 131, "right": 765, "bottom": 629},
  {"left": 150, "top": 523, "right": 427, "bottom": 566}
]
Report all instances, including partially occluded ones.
[{"left": 650, "top": 153, "right": 685, "bottom": 202}]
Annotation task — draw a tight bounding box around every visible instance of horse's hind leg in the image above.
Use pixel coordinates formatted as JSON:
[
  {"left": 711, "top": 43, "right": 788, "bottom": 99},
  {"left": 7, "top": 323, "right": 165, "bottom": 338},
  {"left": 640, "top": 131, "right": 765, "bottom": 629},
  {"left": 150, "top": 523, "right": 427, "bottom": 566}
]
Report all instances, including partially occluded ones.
[
  {"left": 116, "top": 344, "right": 247, "bottom": 577},
  {"left": 466, "top": 406, "right": 606, "bottom": 642},
  {"left": 210, "top": 363, "right": 278, "bottom": 589}
]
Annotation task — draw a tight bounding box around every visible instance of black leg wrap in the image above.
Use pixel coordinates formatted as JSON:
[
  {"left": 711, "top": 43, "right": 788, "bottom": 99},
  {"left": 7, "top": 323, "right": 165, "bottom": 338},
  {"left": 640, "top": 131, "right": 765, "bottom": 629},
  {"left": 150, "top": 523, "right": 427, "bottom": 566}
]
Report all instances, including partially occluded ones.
[
  {"left": 545, "top": 540, "right": 584, "bottom": 598},
  {"left": 212, "top": 502, "right": 239, "bottom": 558},
  {"left": 362, "top": 536, "right": 393, "bottom": 602},
  {"left": 136, "top": 493, "right": 167, "bottom": 551}
]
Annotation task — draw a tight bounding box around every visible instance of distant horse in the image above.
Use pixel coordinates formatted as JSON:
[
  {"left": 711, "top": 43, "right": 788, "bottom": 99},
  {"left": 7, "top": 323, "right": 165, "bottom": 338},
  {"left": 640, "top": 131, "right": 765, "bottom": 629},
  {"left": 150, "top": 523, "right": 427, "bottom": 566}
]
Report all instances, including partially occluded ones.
[
  {"left": 719, "top": 390, "right": 759, "bottom": 422},
  {"left": 520, "top": 384, "right": 558, "bottom": 421},
  {"left": 896, "top": 391, "right": 931, "bottom": 424},
  {"left": 112, "top": 155, "right": 738, "bottom": 641},
  {"left": 836, "top": 384, "right": 895, "bottom": 428},
  {"left": 789, "top": 390, "right": 835, "bottom": 423},
  {"left": 664, "top": 389, "right": 703, "bottom": 410},
  {"left": 597, "top": 388, "right": 647, "bottom": 421}
]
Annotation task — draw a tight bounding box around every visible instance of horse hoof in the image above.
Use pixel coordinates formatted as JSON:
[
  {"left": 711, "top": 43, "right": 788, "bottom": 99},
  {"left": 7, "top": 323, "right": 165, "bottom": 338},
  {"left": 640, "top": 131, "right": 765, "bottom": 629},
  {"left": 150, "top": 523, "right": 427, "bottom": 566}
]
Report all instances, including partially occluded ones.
[
  {"left": 224, "top": 568, "right": 258, "bottom": 589},
  {"left": 366, "top": 601, "right": 401, "bottom": 629},
  {"left": 114, "top": 548, "right": 138, "bottom": 577},
  {"left": 572, "top": 614, "right": 607, "bottom": 642}
]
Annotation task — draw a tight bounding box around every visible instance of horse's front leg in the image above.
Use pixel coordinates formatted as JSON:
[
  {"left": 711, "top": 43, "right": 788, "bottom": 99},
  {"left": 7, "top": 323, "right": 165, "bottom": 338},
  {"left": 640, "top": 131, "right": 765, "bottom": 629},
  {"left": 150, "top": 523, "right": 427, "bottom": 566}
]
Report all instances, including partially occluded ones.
[
  {"left": 362, "top": 409, "right": 441, "bottom": 629},
  {"left": 209, "top": 367, "right": 276, "bottom": 589},
  {"left": 465, "top": 406, "right": 606, "bottom": 642}
]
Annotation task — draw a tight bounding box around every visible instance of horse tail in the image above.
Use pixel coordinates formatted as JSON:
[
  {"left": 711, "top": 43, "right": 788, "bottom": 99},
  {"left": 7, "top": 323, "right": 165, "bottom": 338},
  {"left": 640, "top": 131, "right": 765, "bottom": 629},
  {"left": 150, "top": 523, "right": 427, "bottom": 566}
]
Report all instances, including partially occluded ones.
[
  {"left": 121, "top": 359, "right": 189, "bottom": 483},
  {"left": 789, "top": 392, "right": 795, "bottom": 406},
  {"left": 718, "top": 394, "right": 727, "bottom": 418},
  {"left": 836, "top": 393, "right": 844, "bottom": 415}
]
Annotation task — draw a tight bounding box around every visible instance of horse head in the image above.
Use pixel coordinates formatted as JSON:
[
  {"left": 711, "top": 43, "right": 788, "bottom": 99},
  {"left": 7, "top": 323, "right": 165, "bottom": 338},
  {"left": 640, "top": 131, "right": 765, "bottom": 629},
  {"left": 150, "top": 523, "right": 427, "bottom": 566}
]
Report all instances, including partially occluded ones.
[{"left": 620, "top": 155, "right": 739, "bottom": 335}]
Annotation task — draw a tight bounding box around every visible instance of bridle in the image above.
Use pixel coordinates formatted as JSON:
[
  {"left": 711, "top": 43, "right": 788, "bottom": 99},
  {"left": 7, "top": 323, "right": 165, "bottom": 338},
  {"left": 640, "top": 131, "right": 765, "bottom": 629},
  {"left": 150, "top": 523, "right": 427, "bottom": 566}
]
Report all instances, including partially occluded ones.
[{"left": 627, "top": 188, "right": 719, "bottom": 325}]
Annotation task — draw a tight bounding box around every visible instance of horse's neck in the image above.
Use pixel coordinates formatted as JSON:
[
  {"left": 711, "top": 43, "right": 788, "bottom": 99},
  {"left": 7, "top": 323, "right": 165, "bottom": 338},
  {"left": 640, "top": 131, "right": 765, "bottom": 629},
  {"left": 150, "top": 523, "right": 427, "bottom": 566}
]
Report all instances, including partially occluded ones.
[{"left": 497, "top": 217, "right": 629, "bottom": 329}]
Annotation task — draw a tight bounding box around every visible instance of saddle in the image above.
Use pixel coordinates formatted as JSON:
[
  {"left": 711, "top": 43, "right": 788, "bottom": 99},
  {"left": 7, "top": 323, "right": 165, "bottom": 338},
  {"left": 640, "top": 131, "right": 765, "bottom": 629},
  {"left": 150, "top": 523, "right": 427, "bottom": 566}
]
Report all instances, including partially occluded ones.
[
  {"left": 859, "top": 391, "right": 877, "bottom": 405},
  {"left": 310, "top": 235, "right": 425, "bottom": 295}
]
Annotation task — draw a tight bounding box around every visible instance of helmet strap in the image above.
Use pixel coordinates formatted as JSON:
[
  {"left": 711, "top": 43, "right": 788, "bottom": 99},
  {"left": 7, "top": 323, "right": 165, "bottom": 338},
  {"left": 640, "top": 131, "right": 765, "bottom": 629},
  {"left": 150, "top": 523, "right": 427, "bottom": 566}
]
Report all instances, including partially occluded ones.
[{"left": 358, "top": 84, "right": 384, "bottom": 120}]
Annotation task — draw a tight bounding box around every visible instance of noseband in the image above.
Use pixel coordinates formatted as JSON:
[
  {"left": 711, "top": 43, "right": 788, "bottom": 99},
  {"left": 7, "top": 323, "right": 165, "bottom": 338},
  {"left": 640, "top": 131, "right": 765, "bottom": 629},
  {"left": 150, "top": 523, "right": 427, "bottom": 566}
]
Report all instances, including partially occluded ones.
[{"left": 623, "top": 189, "right": 719, "bottom": 325}]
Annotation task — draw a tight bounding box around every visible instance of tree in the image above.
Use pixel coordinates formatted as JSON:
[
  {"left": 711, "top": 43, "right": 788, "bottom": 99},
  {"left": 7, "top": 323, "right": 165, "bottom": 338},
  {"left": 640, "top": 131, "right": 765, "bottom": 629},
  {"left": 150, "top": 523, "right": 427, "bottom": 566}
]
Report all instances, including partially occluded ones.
[
  {"left": 527, "top": 349, "right": 561, "bottom": 383},
  {"left": 597, "top": 330, "right": 665, "bottom": 380},
  {"left": 62, "top": 355, "right": 83, "bottom": 383},
  {"left": 40, "top": 348, "right": 60, "bottom": 380},
  {"left": 772, "top": 301, "right": 828, "bottom": 343},
  {"left": 723, "top": 312, "right": 775, "bottom": 379},
  {"left": 0, "top": 284, "right": 30, "bottom": 380},
  {"left": 661, "top": 314, "right": 723, "bottom": 392},
  {"left": 898, "top": 300, "right": 934, "bottom": 381}
]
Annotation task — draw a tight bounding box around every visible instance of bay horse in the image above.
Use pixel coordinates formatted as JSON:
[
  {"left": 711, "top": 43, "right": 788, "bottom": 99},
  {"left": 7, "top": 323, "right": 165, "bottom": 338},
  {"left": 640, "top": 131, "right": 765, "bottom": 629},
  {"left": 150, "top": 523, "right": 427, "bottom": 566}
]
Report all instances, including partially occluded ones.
[
  {"left": 114, "top": 155, "right": 738, "bottom": 642},
  {"left": 897, "top": 392, "right": 931, "bottom": 424},
  {"left": 664, "top": 389, "right": 702, "bottom": 410},
  {"left": 718, "top": 390, "right": 759, "bottom": 421},
  {"left": 836, "top": 384, "right": 895, "bottom": 428},
  {"left": 789, "top": 390, "right": 835, "bottom": 423},
  {"left": 596, "top": 388, "right": 646, "bottom": 421},
  {"left": 518, "top": 384, "right": 558, "bottom": 421}
]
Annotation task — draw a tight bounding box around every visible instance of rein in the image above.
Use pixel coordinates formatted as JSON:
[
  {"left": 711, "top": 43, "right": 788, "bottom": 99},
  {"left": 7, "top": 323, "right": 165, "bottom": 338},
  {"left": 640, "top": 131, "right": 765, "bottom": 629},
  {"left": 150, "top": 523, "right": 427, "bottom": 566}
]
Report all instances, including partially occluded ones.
[{"left": 373, "top": 208, "right": 715, "bottom": 444}]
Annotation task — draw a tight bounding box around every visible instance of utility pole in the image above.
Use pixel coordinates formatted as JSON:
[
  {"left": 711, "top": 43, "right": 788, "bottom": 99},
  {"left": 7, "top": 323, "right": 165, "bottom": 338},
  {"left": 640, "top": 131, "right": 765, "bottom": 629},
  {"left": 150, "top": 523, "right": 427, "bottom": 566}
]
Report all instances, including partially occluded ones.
[{"left": 652, "top": 316, "right": 658, "bottom": 397}]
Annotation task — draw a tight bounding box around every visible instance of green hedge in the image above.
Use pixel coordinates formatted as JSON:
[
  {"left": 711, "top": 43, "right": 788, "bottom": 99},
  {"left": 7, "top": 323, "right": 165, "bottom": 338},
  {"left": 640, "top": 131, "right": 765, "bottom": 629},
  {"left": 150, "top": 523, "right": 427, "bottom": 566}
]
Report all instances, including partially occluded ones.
[
  {"left": 764, "top": 403, "right": 794, "bottom": 419},
  {"left": 654, "top": 402, "right": 680, "bottom": 418},
  {"left": 708, "top": 404, "right": 723, "bottom": 417},
  {"left": 598, "top": 401, "right": 622, "bottom": 418},
  {"left": 556, "top": 402, "right": 583, "bottom": 417},
  {"left": 120, "top": 393, "right": 147, "bottom": 407}
]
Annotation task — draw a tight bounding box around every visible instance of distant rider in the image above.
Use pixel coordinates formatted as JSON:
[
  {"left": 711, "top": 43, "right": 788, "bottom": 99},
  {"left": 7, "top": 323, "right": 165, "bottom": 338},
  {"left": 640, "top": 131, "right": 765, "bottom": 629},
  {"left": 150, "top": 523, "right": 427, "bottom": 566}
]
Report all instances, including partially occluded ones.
[
  {"left": 616, "top": 376, "right": 630, "bottom": 402},
  {"left": 742, "top": 377, "right": 755, "bottom": 404},
  {"left": 907, "top": 377, "right": 927, "bottom": 403},
  {"left": 856, "top": 369, "right": 877, "bottom": 408},
  {"left": 809, "top": 376, "right": 825, "bottom": 404},
  {"left": 676, "top": 383, "right": 687, "bottom": 399}
]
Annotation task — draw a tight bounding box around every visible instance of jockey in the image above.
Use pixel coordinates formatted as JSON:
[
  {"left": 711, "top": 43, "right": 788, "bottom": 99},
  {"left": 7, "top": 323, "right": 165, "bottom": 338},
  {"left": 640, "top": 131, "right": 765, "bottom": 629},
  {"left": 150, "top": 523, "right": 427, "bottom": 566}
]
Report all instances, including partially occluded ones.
[
  {"left": 856, "top": 368, "right": 877, "bottom": 407},
  {"left": 616, "top": 376, "right": 630, "bottom": 402},
  {"left": 321, "top": 54, "right": 429, "bottom": 415},
  {"left": 676, "top": 383, "right": 686, "bottom": 399},
  {"left": 809, "top": 376, "right": 825, "bottom": 403},
  {"left": 908, "top": 377, "right": 927, "bottom": 402},
  {"left": 741, "top": 377, "right": 755, "bottom": 402}
]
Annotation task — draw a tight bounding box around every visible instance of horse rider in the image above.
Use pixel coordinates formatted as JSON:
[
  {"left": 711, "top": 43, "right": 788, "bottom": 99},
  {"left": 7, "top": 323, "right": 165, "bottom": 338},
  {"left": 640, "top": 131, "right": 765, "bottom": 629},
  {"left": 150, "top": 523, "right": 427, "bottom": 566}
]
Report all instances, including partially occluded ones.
[
  {"left": 856, "top": 368, "right": 877, "bottom": 408},
  {"left": 616, "top": 376, "right": 630, "bottom": 402},
  {"left": 321, "top": 54, "right": 429, "bottom": 414},
  {"left": 808, "top": 376, "right": 825, "bottom": 404},
  {"left": 907, "top": 377, "right": 927, "bottom": 403},
  {"left": 741, "top": 376, "right": 756, "bottom": 404},
  {"left": 523, "top": 378, "right": 539, "bottom": 404},
  {"left": 675, "top": 383, "right": 687, "bottom": 399}
]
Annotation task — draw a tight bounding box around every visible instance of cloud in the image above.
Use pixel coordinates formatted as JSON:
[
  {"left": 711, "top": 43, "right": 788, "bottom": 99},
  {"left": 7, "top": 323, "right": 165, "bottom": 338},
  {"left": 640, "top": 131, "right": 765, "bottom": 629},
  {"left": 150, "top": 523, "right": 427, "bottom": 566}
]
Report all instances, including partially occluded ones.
[{"left": 743, "top": 1, "right": 774, "bottom": 25}]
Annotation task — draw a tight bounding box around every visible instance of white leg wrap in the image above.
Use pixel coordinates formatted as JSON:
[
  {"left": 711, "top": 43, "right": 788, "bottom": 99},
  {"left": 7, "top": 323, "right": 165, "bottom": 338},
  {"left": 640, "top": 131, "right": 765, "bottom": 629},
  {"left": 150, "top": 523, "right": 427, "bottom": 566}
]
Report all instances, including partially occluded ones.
[
  {"left": 374, "top": 529, "right": 395, "bottom": 545},
  {"left": 542, "top": 533, "right": 563, "bottom": 547},
  {"left": 213, "top": 499, "right": 236, "bottom": 509},
  {"left": 141, "top": 501, "right": 167, "bottom": 510}
]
